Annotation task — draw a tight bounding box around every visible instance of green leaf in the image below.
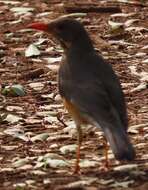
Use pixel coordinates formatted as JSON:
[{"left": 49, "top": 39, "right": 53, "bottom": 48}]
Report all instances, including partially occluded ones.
[
  {"left": 2, "top": 84, "right": 25, "bottom": 97},
  {"left": 1, "top": 88, "right": 10, "bottom": 96},
  {"left": 108, "top": 20, "right": 124, "bottom": 34},
  {"left": 11, "top": 84, "right": 26, "bottom": 96}
]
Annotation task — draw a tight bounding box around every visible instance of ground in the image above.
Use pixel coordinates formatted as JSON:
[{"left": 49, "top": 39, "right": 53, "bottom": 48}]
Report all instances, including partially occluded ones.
[{"left": 0, "top": 0, "right": 148, "bottom": 190}]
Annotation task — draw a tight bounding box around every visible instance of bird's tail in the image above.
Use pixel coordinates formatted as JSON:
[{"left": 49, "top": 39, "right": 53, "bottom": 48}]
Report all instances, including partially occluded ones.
[{"left": 102, "top": 124, "right": 135, "bottom": 161}]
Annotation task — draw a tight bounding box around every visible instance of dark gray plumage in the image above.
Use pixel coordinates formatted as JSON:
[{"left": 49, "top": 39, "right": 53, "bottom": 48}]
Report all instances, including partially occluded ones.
[{"left": 28, "top": 18, "right": 135, "bottom": 167}]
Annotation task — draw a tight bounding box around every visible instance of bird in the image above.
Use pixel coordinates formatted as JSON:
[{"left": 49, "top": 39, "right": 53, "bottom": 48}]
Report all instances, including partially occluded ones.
[{"left": 28, "top": 18, "right": 135, "bottom": 173}]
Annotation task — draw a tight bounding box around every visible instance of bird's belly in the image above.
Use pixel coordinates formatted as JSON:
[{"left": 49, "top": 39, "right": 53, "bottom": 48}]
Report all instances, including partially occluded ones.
[{"left": 62, "top": 97, "right": 89, "bottom": 125}]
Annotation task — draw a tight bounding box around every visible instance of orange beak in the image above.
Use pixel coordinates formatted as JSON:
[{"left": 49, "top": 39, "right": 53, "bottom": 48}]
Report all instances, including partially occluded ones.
[{"left": 27, "top": 22, "right": 49, "bottom": 31}]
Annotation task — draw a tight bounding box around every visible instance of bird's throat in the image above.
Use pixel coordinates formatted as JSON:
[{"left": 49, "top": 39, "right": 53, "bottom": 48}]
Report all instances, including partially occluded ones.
[{"left": 59, "top": 39, "right": 71, "bottom": 53}]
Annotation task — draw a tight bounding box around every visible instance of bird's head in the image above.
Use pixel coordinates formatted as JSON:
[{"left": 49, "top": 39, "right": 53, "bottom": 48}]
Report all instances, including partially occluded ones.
[{"left": 27, "top": 18, "right": 91, "bottom": 50}]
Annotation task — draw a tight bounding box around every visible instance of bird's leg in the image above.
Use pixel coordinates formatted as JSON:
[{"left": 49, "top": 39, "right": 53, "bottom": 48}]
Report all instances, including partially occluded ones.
[
  {"left": 74, "top": 124, "right": 82, "bottom": 174},
  {"left": 99, "top": 137, "right": 110, "bottom": 172},
  {"left": 104, "top": 137, "right": 109, "bottom": 168}
]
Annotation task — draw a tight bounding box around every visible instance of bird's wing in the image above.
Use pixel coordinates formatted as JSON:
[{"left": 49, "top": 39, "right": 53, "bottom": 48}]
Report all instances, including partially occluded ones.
[
  {"left": 68, "top": 80, "right": 135, "bottom": 161},
  {"left": 92, "top": 55, "right": 128, "bottom": 130},
  {"left": 69, "top": 80, "right": 119, "bottom": 127},
  {"left": 102, "top": 70, "right": 128, "bottom": 130}
]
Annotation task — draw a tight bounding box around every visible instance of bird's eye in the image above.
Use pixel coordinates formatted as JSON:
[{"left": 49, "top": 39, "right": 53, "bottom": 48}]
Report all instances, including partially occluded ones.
[{"left": 57, "top": 24, "right": 65, "bottom": 31}]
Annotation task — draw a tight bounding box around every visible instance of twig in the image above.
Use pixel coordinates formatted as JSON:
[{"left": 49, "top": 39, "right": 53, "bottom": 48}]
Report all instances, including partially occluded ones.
[
  {"left": 57, "top": 113, "right": 67, "bottom": 127},
  {"left": 64, "top": 6, "right": 121, "bottom": 14}
]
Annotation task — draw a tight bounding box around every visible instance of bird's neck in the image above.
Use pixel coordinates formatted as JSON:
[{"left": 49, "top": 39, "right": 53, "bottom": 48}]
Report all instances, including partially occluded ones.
[
  {"left": 62, "top": 33, "right": 94, "bottom": 56},
  {"left": 72, "top": 39, "right": 93, "bottom": 54},
  {"left": 62, "top": 36, "right": 95, "bottom": 76},
  {"left": 72, "top": 34, "right": 93, "bottom": 54}
]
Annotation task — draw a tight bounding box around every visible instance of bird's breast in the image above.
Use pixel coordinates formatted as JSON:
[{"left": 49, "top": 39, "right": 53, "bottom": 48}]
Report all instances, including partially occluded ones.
[{"left": 62, "top": 97, "right": 89, "bottom": 125}]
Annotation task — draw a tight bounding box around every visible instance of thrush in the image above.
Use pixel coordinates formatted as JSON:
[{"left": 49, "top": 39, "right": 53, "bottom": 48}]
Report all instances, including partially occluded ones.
[{"left": 28, "top": 18, "right": 135, "bottom": 173}]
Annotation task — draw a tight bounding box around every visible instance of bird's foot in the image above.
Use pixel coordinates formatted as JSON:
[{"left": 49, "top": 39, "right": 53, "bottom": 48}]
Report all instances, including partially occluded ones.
[
  {"left": 73, "top": 162, "right": 80, "bottom": 174},
  {"left": 99, "top": 161, "right": 110, "bottom": 172}
]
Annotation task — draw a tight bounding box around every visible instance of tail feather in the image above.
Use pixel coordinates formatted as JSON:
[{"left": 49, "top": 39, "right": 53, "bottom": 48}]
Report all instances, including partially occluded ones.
[
  {"left": 94, "top": 106, "right": 135, "bottom": 161},
  {"left": 103, "top": 126, "right": 135, "bottom": 161}
]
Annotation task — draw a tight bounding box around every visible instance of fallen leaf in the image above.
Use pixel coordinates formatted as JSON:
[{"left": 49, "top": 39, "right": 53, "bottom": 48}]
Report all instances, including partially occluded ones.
[
  {"left": 36, "top": 110, "right": 57, "bottom": 117},
  {"left": 142, "top": 59, "right": 148, "bottom": 64},
  {"left": 35, "top": 153, "right": 69, "bottom": 168},
  {"left": 42, "top": 153, "right": 65, "bottom": 160},
  {"left": 44, "top": 115, "right": 58, "bottom": 123},
  {"left": 29, "top": 82, "right": 44, "bottom": 91},
  {"left": 2, "top": 84, "right": 26, "bottom": 97},
  {"left": 1, "top": 145, "right": 18, "bottom": 151},
  {"left": 25, "top": 44, "right": 40, "bottom": 57},
  {"left": 4, "top": 114, "right": 21, "bottom": 123},
  {"left": 43, "top": 178, "right": 51, "bottom": 185},
  {"left": 36, "top": 12, "right": 52, "bottom": 17},
  {"left": 99, "top": 179, "right": 114, "bottom": 185},
  {"left": 25, "top": 117, "right": 42, "bottom": 124},
  {"left": 46, "top": 159, "right": 69, "bottom": 168},
  {"left": 13, "top": 183, "right": 26, "bottom": 188},
  {"left": 63, "top": 121, "right": 77, "bottom": 136},
  {"left": 31, "top": 133, "right": 49, "bottom": 142},
  {"left": 130, "top": 83, "right": 147, "bottom": 92},
  {"left": 61, "top": 13, "right": 87, "bottom": 18},
  {"left": 110, "top": 180, "right": 134, "bottom": 188},
  {"left": 80, "top": 159, "right": 98, "bottom": 168},
  {"left": 141, "top": 45, "right": 148, "bottom": 50},
  {"left": 63, "top": 177, "right": 97, "bottom": 188},
  {"left": 135, "top": 52, "right": 146, "bottom": 57},
  {"left": 0, "top": 0, "right": 20, "bottom": 5},
  {"left": 44, "top": 56, "right": 62, "bottom": 64},
  {"left": 60, "top": 144, "right": 77, "bottom": 154},
  {"left": 110, "top": 13, "right": 135, "bottom": 18},
  {"left": 4, "top": 127, "right": 29, "bottom": 141},
  {"left": 135, "top": 143, "right": 147, "bottom": 149},
  {"left": 124, "top": 19, "right": 139, "bottom": 27},
  {"left": 47, "top": 134, "right": 71, "bottom": 141},
  {"left": 12, "top": 158, "right": 29, "bottom": 168},
  {"left": 49, "top": 143, "right": 58, "bottom": 149},
  {"left": 0, "top": 168, "right": 14, "bottom": 172},
  {"left": 113, "top": 164, "right": 138, "bottom": 171},
  {"left": 10, "top": 7, "right": 34, "bottom": 15},
  {"left": 12, "top": 84, "right": 26, "bottom": 96},
  {"left": 25, "top": 180, "right": 35, "bottom": 185},
  {"left": 30, "top": 170, "right": 46, "bottom": 176},
  {"left": 46, "top": 64, "right": 59, "bottom": 72},
  {"left": 6, "top": 106, "right": 23, "bottom": 112},
  {"left": 108, "top": 20, "right": 124, "bottom": 34}
]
